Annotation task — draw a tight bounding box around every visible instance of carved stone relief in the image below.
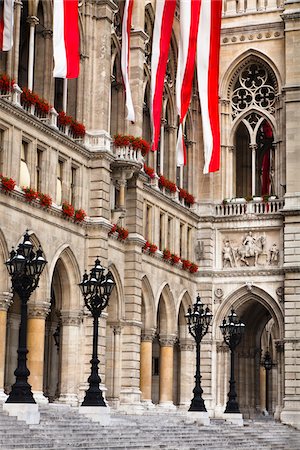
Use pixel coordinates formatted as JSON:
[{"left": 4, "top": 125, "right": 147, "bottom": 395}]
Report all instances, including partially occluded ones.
[{"left": 221, "top": 231, "right": 280, "bottom": 268}]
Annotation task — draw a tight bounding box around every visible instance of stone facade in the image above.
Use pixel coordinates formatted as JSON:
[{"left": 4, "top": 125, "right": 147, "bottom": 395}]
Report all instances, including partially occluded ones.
[{"left": 0, "top": 0, "right": 299, "bottom": 430}]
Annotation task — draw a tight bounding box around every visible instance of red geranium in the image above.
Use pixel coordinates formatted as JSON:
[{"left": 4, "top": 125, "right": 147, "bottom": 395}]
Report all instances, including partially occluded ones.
[
  {"left": 0, "top": 73, "right": 14, "bottom": 94},
  {"left": 189, "top": 263, "right": 198, "bottom": 273},
  {"left": 185, "top": 193, "right": 195, "bottom": 205},
  {"left": 62, "top": 201, "right": 75, "bottom": 218},
  {"left": 21, "top": 88, "right": 50, "bottom": 114},
  {"left": 144, "top": 164, "right": 156, "bottom": 179},
  {"left": 70, "top": 120, "right": 86, "bottom": 138},
  {"left": 38, "top": 193, "right": 52, "bottom": 208},
  {"left": 22, "top": 186, "right": 38, "bottom": 202},
  {"left": 113, "top": 134, "right": 150, "bottom": 156},
  {"left": 159, "top": 175, "right": 177, "bottom": 193},
  {"left": 171, "top": 253, "right": 181, "bottom": 265},
  {"left": 181, "top": 259, "right": 192, "bottom": 270},
  {"left": 74, "top": 209, "right": 86, "bottom": 222},
  {"left": 1, "top": 175, "right": 16, "bottom": 192},
  {"left": 163, "top": 249, "right": 172, "bottom": 260},
  {"left": 116, "top": 226, "right": 129, "bottom": 241},
  {"left": 58, "top": 111, "right": 73, "bottom": 127}
]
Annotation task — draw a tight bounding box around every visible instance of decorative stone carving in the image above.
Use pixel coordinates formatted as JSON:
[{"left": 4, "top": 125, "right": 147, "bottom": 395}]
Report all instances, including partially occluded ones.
[
  {"left": 222, "top": 240, "right": 236, "bottom": 268},
  {"left": 179, "top": 339, "right": 194, "bottom": 352},
  {"left": 222, "top": 232, "right": 268, "bottom": 268},
  {"left": 28, "top": 301, "right": 51, "bottom": 319},
  {"left": 141, "top": 329, "right": 155, "bottom": 342},
  {"left": 159, "top": 335, "right": 177, "bottom": 347},
  {"left": 269, "top": 243, "right": 279, "bottom": 265},
  {"left": 0, "top": 292, "right": 13, "bottom": 311},
  {"left": 276, "top": 286, "right": 284, "bottom": 303},
  {"left": 214, "top": 288, "right": 224, "bottom": 304},
  {"left": 60, "top": 310, "right": 82, "bottom": 326},
  {"left": 195, "top": 240, "right": 204, "bottom": 261}
]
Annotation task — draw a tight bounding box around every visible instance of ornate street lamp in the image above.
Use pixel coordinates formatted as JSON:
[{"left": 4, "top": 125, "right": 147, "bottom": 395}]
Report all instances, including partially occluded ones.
[
  {"left": 185, "top": 294, "right": 213, "bottom": 411},
  {"left": 220, "top": 309, "right": 245, "bottom": 413},
  {"left": 79, "top": 258, "right": 115, "bottom": 406},
  {"left": 5, "top": 231, "right": 47, "bottom": 403}
]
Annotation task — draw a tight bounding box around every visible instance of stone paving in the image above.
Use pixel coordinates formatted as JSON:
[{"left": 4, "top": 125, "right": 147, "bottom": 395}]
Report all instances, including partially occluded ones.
[{"left": 0, "top": 404, "right": 300, "bottom": 450}]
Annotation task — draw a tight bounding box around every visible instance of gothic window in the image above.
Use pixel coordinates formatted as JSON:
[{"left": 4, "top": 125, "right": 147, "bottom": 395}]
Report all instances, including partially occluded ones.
[{"left": 231, "top": 62, "right": 276, "bottom": 119}]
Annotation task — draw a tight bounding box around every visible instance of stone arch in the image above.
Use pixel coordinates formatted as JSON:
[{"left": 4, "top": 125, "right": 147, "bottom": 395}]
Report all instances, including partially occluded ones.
[
  {"left": 220, "top": 49, "right": 281, "bottom": 100},
  {"left": 141, "top": 275, "right": 155, "bottom": 332},
  {"left": 155, "top": 283, "right": 176, "bottom": 336},
  {"left": 107, "top": 263, "right": 124, "bottom": 321}
]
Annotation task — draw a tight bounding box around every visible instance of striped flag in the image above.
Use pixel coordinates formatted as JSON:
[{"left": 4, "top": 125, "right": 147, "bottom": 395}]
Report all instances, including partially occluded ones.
[
  {"left": 53, "top": 0, "right": 80, "bottom": 79},
  {"left": 151, "top": 0, "right": 176, "bottom": 151},
  {"left": 0, "top": 0, "right": 14, "bottom": 51},
  {"left": 121, "top": 0, "right": 135, "bottom": 122},
  {"left": 176, "top": 0, "right": 201, "bottom": 166},
  {"left": 196, "top": 0, "right": 222, "bottom": 173}
]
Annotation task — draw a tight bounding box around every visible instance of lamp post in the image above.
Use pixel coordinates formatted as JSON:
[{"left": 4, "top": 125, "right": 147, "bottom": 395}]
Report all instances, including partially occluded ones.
[
  {"left": 185, "top": 294, "right": 213, "bottom": 411},
  {"left": 262, "top": 350, "right": 273, "bottom": 413},
  {"left": 4, "top": 231, "right": 47, "bottom": 403},
  {"left": 220, "top": 309, "right": 245, "bottom": 413},
  {"left": 79, "top": 258, "right": 115, "bottom": 406}
]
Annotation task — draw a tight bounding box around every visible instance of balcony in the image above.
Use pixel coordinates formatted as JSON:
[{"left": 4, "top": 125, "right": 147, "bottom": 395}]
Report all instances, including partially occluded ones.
[{"left": 215, "top": 198, "right": 284, "bottom": 217}]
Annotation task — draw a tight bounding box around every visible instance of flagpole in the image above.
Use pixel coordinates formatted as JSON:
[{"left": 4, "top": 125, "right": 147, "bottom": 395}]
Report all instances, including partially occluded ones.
[{"left": 63, "top": 79, "right": 68, "bottom": 112}]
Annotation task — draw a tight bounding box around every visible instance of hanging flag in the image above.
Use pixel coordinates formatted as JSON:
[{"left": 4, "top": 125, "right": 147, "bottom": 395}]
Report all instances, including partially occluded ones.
[
  {"left": 176, "top": 0, "right": 201, "bottom": 166},
  {"left": 121, "top": 0, "right": 135, "bottom": 122},
  {"left": 151, "top": 0, "right": 176, "bottom": 151},
  {"left": 0, "top": 0, "right": 14, "bottom": 51},
  {"left": 53, "top": 0, "right": 80, "bottom": 78},
  {"left": 196, "top": 0, "right": 222, "bottom": 174}
]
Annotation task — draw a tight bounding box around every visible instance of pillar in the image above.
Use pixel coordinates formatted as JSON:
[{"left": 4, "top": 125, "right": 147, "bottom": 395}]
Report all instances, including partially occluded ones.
[
  {"left": 159, "top": 336, "right": 176, "bottom": 407},
  {"left": 178, "top": 339, "right": 194, "bottom": 408},
  {"left": 27, "top": 16, "right": 39, "bottom": 91},
  {"left": 12, "top": 0, "right": 22, "bottom": 81},
  {"left": 0, "top": 292, "right": 13, "bottom": 401},
  {"left": 58, "top": 310, "right": 82, "bottom": 406},
  {"left": 27, "top": 301, "right": 50, "bottom": 403},
  {"left": 140, "top": 330, "right": 155, "bottom": 403}
]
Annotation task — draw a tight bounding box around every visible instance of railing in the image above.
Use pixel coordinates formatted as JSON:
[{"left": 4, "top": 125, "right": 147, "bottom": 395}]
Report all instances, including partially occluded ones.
[
  {"left": 113, "top": 146, "right": 143, "bottom": 165},
  {"left": 215, "top": 199, "right": 285, "bottom": 216},
  {"left": 222, "top": 0, "right": 283, "bottom": 16}
]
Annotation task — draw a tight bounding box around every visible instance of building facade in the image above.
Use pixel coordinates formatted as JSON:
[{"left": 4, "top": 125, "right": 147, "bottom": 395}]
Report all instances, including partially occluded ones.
[{"left": 0, "top": 0, "right": 300, "bottom": 429}]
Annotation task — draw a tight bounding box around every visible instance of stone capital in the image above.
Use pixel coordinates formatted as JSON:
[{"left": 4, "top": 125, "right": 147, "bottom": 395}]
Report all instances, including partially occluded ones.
[
  {"left": 141, "top": 329, "right": 156, "bottom": 342},
  {"left": 0, "top": 292, "right": 13, "bottom": 311},
  {"left": 159, "top": 335, "right": 177, "bottom": 347},
  {"left": 60, "top": 310, "right": 82, "bottom": 326},
  {"left": 179, "top": 339, "right": 195, "bottom": 352},
  {"left": 27, "top": 15, "right": 39, "bottom": 26},
  {"left": 28, "top": 301, "right": 51, "bottom": 319}
]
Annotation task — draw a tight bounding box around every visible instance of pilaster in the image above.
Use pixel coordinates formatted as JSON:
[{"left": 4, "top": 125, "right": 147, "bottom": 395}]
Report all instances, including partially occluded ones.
[{"left": 0, "top": 292, "right": 13, "bottom": 401}]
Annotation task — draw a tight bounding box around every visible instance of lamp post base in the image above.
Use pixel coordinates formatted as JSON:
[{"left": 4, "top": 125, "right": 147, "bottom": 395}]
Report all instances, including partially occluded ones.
[
  {"left": 78, "top": 405, "right": 111, "bottom": 425},
  {"left": 3, "top": 403, "right": 40, "bottom": 424},
  {"left": 187, "top": 411, "right": 210, "bottom": 426},
  {"left": 222, "top": 412, "right": 243, "bottom": 426}
]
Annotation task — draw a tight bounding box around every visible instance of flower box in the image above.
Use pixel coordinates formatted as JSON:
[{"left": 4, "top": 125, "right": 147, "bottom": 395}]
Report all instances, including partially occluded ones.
[
  {"left": 114, "top": 134, "right": 150, "bottom": 156},
  {"left": 0, "top": 175, "right": 16, "bottom": 192},
  {"left": 62, "top": 201, "right": 75, "bottom": 218},
  {"left": 74, "top": 208, "right": 86, "bottom": 222},
  {"left": 189, "top": 263, "right": 198, "bottom": 273},
  {"left": 22, "top": 186, "right": 38, "bottom": 202},
  {"left": 162, "top": 249, "right": 171, "bottom": 261},
  {"left": 0, "top": 73, "right": 14, "bottom": 95},
  {"left": 38, "top": 193, "right": 52, "bottom": 208},
  {"left": 109, "top": 224, "right": 129, "bottom": 241},
  {"left": 171, "top": 253, "right": 180, "bottom": 265}
]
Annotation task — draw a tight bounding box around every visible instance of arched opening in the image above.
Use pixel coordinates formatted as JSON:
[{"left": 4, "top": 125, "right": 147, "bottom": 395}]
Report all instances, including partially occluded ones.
[
  {"left": 215, "top": 287, "right": 283, "bottom": 419},
  {"left": 18, "top": 1, "right": 29, "bottom": 88},
  {"left": 235, "top": 122, "right": 251, "bottom": 197},
  {"left": 110, "top": 50, "right": 125, "bottom": 137}
]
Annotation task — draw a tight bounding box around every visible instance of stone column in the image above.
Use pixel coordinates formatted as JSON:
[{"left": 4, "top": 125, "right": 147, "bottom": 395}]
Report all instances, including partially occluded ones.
[
  {"left": 58, "top": 310, "right": 82, "bottom": 406},
  {"left": 12, "top": 0, "right": 22, "bottom": 81},
  {"left": 250, "top": 144, "right": 257, "bottom": 196},
  {"left": 0, "top": 292, "right": 13, "bottom": 401},
  {"left": 140, "top": 330, "right": 155, "bottom": 404},
  {"left": 27, "top": 16, "right": 39, "bottom": 91},
  {"left": 179, "top": 339, "right": 194, "bottom": 409},
  {"left": 27, "top": 301, "right": 50, "bottom": 403},
  {"left": 159, "top": 336, "right": 176, "bottom": 408}
]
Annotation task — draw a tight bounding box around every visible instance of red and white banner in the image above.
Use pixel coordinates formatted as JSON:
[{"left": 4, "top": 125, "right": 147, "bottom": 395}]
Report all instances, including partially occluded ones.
[
  {"left": 151, "top": 0, "right": 176, "bottom": 151},
  {"left": 0, "top": 0, "right": 14, "bottom": 51},
  {"left": 53, "top": 0, "right": 80, "bottom": 79},
  {"left": 121, "top": 0, "right": 135, "bottom": 122},
  {"left": 196, "top": 0, "right": 222, "bottom": 173},
  {"left": 176, "top": 0, "right": 201, "bottom": 166}
]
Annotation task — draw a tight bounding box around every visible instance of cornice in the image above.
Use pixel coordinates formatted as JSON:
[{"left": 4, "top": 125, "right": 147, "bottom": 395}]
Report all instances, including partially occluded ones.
[
  {"left": 199, "top": 213, "right": 283, "bottom": 224},
  {"left": 196, "top": 267, "right": 285, "bottom": 278}
]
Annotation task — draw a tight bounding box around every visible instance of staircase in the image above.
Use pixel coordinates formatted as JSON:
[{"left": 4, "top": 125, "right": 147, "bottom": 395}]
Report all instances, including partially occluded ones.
[{"left": 0, "top": 403, "right": 300, "bottom": 450}]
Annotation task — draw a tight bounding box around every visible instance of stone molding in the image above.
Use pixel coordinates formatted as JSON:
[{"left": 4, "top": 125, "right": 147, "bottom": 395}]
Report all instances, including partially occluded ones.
[
  {"left": 159, "top": 335, "right": 177, "bottom": 347},
  {"left": 179, "top": 339, "right": 195, "bottom": 352},
  {"left": 60, "top": 310, "right": 82, "bottom": 326},
  {"left": 216, "top": 341, "right": 229, "bottom": 353},
  {"left": 28, "top": 301, "right": 51, "bottom": 319},
  {"left": 141, "top": 329, "right": 156, "bottom": 342},
  {"left": 0, "top": 292, "right": 13, "bottom": 311}
]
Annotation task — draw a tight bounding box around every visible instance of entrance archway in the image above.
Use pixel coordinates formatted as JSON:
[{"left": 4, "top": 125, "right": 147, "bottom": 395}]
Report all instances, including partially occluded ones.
[{"left": 214, "top": 285, "right": 283, "bottom": 418}]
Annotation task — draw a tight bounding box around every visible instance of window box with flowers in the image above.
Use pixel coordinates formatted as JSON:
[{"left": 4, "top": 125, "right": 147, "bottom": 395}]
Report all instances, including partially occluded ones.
[
  {"left": 113, "top": 134, "right": 150, "bottom": 157},
  {"left": 22, "top": 186, "right": 39, "bottom": 202},
  {"left": 181, "top": 259, "right": 192, "bottom": 271},
  {"left": 162, "top": 248, "right": 172, "bottom": 261},
  {"left": 171, "top": 253, "right": 181, "bottom": 265},
  {"left": 0, "top": 73, "right": 14, "bottom": 95},
  {"left": 159, "top": 175, "right": 177, "bottom": 194},
  {"left": 143, "top": 241, "right": 157, "bottom": 254},
  {"left": 58, "top": 111, "right": 86, "bottom": 139},
  {"left": 189, "top": 263, "right": 198, "bottom": 273},
  {"left": 144, "top": 164, "right": 156, "bottom": 179},
  {"left": 38, "top": 193, "right": 52, "bottom": 208},
  {"left": 0, "top": 175, "right": 16, "bottom": 192},
  {"left": 179, "top": 188, "right": 195, "bottom": 206},
  {"left": 74, "top": 208, "right": 86, "bottom": 223},
  {"left": 21, "top": 88, "right": 51, "bottom": 118},
  {"left": 62, "top": 201, "right": 75, "bottom": 219},
  {"left": 109, "top": 224, "right": 129, "bottom": 241}
]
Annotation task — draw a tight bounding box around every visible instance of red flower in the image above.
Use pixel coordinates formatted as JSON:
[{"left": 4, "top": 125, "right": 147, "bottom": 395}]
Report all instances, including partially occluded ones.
[
  {"left": 116, "top": 226, "right": 129, "bottom": 241},
  {"left": 22, "top": 186, "right": 38, "bottom": 202},
  {"left": 109, "top": 224, "right": 118, "bottom": 235},
  {"left": 185, "top": 193, "right": 195, "bottom": 205},
  {"left": 159, "top": 175, "right": 177, "bottom": 193},
  {"left": 58, "top": 111, "right": 73, "bottom": 127},
  {"left": 143, "top": 241, "right": 151, "bottom": 251},
  {"left": 149, "top": 244, "right": 158, "bottom": 254},
  {"left": 144, "top": 164, "right": 156, "bottom": 179},
  {"left": 21, "top": 88, "right": 50, "bottom": 114},
  {"left": 1, "top": 176, "right": 16, "bottom": 192},
  {"left": 189, "top": 263, "right": 198, "bottom": 273},
  {"left": 162, "top": 249, "right": 171, "bottom": 260},
  {"left": 113, "top": 134, "right": 150, "bottom": 156},
  {"left": 62, "top": 201, "right": 75, "bottom": 218},
  {"left": 179, "top": 188, "right": 187, "bottom": 200},
  {"left": 38, "top": 193, "right": 52, "bottom": 208},
  {"left": 181, "top": 259, "right": 192, "bottom": 270},
  {"left": 0, "top": 73, "right": 14, "bottom": 94},
  {"left": 171, "top": 253, "right": 181, "bottom": 265},
  {"left": 74, "top": 208, "right": 86, "bottom": 222},
  {"left": 70, "top": 120, "right": 86, "bottom": 138}
]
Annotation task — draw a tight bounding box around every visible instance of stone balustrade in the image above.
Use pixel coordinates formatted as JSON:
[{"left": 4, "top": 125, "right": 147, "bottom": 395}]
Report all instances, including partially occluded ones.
[
  {"left": 223, "top": 0, "right": 283, "bottom": 17},
  {"left": 215, "top": 198, "right": 285, "bottom": 216},
  {"left": 113, "top": 146, "right": 143, "bottom": 165}
]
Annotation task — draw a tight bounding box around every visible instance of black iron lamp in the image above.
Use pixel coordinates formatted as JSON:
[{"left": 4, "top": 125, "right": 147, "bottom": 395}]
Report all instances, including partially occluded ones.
[
  {"left": 185, "top": 294, "right": 213, "bottom": 411},
  {"left": 79, "top": 258, "right": 115, "bottom": 406},
  {"left": 220, "top": 309, "right": 245, "bottom": 414},
  {"left": 5, "top": 231, "right": 47, "bottom": 404},
  {"left": 262, "top": 350, "right": 273, "bottom": 413}
]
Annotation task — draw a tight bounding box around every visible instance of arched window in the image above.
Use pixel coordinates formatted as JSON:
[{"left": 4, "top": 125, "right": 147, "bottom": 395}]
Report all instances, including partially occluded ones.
[
  {"left": 230, "top": 60, "right": 278, "bottom": 197},
  {"left": 110, "top": 39, "right": 125, "bottom": 137}
]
